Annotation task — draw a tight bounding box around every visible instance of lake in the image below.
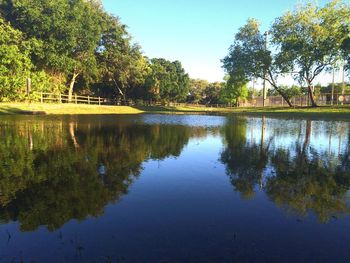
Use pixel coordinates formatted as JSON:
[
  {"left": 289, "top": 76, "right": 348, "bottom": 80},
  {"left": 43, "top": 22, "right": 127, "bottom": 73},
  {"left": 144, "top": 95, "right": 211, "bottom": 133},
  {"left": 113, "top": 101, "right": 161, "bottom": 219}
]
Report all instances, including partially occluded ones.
[{"left": 0, "top": 114, "right": 349, "bottom": 263}]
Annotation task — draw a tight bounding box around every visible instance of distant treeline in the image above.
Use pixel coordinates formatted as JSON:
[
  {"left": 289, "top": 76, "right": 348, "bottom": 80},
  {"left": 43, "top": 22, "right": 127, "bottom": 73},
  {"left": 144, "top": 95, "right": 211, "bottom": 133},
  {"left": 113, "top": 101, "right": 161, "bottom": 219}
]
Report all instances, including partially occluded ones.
[{"left": 0, "top": 0, "right": 349, "bottom": 107}]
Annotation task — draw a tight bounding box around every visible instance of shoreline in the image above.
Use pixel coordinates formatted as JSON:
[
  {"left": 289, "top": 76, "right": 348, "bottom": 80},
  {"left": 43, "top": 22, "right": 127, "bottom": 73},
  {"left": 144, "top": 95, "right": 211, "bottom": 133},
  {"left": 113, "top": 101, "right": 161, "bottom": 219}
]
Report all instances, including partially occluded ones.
[{"left": 1, "top": 102, "right": 350, "bottom": 118}]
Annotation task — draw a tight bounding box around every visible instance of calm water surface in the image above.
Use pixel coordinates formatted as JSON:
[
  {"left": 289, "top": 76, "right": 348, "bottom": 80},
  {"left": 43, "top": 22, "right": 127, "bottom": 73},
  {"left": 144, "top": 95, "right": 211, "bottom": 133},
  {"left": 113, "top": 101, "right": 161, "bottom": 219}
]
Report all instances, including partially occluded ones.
[{"left": 0, "top": 114, "right": 349, "bottom": 262}]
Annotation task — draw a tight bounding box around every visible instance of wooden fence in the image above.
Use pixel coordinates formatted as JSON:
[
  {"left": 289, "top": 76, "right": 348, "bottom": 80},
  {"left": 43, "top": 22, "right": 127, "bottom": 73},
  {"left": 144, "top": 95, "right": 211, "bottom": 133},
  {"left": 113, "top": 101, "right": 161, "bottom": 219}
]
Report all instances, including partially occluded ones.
[
  {"left": 32, "top": 92, "right": 111, "bottom": 105},
  {"left": 31, "top": 92, "right": 350, "bottom": 108}
]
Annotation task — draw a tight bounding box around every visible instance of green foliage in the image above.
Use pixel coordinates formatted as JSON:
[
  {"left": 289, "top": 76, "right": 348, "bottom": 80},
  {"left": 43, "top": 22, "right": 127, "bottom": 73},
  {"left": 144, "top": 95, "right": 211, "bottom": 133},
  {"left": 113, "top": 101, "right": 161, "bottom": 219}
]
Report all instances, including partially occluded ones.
[
  {"left": 0, "top": 0, "right": 193, "bottom": 103},
  {"left": 222, "top": 19, "right": 293, "bottom": 107},
  {"left": 343, "top": 37, "right": 350, "bottom": 72},
  {"left": 1, "top": 0, "right": 105, "bottom": 98},
  {"left": 2, "top": 0, "right": 347, "bottom": 104},
  {"left": 267, "top": 85, "right": 302, "bottom": 99},
  {"left": 187, "top": 79, "right": 208, "bottom": 103},
  {"left": 0, "top": 16, "right": 66, "bottom": 100},
  {"left": 221, "top": 76, "right": 248, "bottom": 105},
  {"left": 272, "top": 0, "right": 350, "bottom": 106},
  {"left": 321, "top": 83, "right": 350, "bottom": 94},
  {"left": 6, "top": 0, "right": 103, "bottom": 73},
  {"left": 223, "top": 1, "right": 350, "bottom": 107},
  {"left": 146, "top": 58, "right": 190, "bottom": 103},
  {"left": 200, "top": 82, "right": 222, "bottom": 105},
  {"left": 97, "top": 15, "right": 150, "bottom": 102},
  {"left": 0, "top": 17, "right": 32, "bottom": 101},
  {"left": 247, "top": 87, "right": 260, "bottom": 99}
]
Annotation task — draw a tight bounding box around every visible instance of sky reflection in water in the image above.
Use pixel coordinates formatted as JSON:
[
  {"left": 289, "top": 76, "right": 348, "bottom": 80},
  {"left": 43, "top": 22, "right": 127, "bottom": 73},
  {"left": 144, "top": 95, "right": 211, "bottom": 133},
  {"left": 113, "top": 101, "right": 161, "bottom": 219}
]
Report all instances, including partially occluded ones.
[{"left": 0, "top": 114, "right": 349, "bottom": 262}]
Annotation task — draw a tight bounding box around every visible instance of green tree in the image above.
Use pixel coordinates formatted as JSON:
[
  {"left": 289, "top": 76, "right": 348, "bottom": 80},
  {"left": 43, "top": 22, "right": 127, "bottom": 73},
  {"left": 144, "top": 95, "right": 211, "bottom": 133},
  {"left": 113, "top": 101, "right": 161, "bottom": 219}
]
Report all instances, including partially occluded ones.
[
  {"left": 97, "top": 15, "right": 149, "bottom": 103},
  {"left": 271, "top": 0, "right": 350, "bottom": 107},
  {"left": 221, "top": 76, "right": 248, "bottom": 106},
  {"left": 267, "top": 85, "right": 302, "bottom": 99},
  {"left": 222, "top": 19, "right": 293, "bottom": 107},
  {"left": 0, "top": 17, "right": 33, "bottom": 101},
  {"left": 202, "top": 82, "right": 222, "bottom": 105},
  {"left": 187, "top": 79, "right": 208, "bottom": 103},
  {"left": 1, "top": 0, "right": 105, "bottom": 101},
  {"left": 146, "top": 58, "right": 190, "bottom": 103},
  {"left": 342, "top": 37, "right": 350, "bottom": 72}
]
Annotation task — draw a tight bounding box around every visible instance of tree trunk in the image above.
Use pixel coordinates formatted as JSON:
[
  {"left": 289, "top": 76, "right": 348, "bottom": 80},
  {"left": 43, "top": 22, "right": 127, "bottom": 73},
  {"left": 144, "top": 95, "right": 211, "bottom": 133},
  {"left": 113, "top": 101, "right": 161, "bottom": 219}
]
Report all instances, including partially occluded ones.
[
  {"left": 69, "top": 122, "right": 80, "bottom": 148},
  {"left": 68, "top": 72, "right": 79, "bottom": 103},
  {"left": 308, "top": 86, "right": 318, "bottom": 107},
  {"left": 274, "top": 87, "right": 293, "bottom": 107},
  {"left": 123, "top": 92, "right": 127, "bottom": 105},
  {"left": 117, "top": 88, "right": 127, "bottom": 105},
  {"left": 302, "top": 120, "right": 311, "bottom": 154},
  {"left": 266, "top": 72, "right": 293, "bottom": 107},
  {"left": 114, "top": 80, "right": 127, "bottom": 105}
]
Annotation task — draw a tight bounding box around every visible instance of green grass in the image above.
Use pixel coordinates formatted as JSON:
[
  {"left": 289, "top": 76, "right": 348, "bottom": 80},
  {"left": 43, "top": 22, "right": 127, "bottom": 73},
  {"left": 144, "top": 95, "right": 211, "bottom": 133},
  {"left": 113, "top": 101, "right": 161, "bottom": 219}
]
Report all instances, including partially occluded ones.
[
  {"left": 1, "top": 102, "right": 350, "bottom": 118},
  {"left": 0, "top": 103, "right": 144, "bottom": 115}
]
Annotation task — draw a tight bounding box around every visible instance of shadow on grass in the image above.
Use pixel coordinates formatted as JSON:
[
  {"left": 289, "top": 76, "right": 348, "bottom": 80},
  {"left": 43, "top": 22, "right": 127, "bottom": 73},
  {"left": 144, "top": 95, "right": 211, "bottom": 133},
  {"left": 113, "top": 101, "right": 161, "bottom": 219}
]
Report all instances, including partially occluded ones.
[{"left": 0, "top": 106, "right": 46, "bottom": 115}]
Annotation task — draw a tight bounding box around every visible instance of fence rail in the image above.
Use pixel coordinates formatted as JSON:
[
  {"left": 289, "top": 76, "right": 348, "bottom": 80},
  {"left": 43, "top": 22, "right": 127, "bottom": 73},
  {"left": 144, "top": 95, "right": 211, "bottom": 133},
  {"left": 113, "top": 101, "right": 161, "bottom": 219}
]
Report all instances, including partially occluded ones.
[
  {"left": 241, "top": 93, "right": 350, "bottom": 107},
  {"left": 32, "top": 92, "right": 111, "bottom": 105},
  {"left": 30, "top": 92, "right": 350, "bottom": 108}
]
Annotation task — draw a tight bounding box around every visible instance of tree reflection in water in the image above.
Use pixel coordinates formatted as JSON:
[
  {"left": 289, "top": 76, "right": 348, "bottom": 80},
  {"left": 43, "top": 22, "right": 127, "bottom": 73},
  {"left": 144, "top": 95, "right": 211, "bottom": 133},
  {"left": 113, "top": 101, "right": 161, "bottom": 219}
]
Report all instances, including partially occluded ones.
[
  {"left": 1, "top": 115, "right": 349, "bottom": 234},
  {"left": 0, "top": 116, "right": 194, "bottom": 231},
  {"left": 220, "top": 116, "right": 350, "bottom": 223}
]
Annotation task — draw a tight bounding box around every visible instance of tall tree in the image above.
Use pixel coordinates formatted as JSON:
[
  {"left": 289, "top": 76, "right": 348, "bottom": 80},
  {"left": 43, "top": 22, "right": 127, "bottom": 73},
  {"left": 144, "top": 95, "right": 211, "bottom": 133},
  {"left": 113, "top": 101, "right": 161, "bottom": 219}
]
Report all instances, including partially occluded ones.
[
  {"left": 202, "top": 82, "right": 222, "bottom": 105},
  {"left": 342, "top": 37, "right": 350, "bottom": 73},
  {"left": 146, "top": 58, "right": 190, "bottom": 103},
  {"left": 222, "top": 19, "right": 293, "bottom": 107},
  {"left": 1, "top": 0, "right": 105, "bottom": 101},
  {"left": 187, "top": 79, "right": 208, "bottom": 103},
  {"left": 98, "top": 15, "right": 149, "bottom": 103},
  {"left": 272, "top": 0, "right": 350, "bottom": 107},
  {"left": 0, "top": 16, "right": 33, "bottom": 100}
]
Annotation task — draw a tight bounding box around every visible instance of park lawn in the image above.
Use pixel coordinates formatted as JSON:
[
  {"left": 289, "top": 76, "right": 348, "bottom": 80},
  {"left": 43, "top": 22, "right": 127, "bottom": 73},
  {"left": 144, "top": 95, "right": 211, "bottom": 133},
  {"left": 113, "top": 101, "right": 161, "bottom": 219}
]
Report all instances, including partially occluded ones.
[
  {"left": 0, "top": 103, "right": 144, "bottom": 115},
  {"left": 142, "top": 105, "right": 350, "bottom": 118},
  {"left": 0, "top": 102, "right": 350, "bottom": 117}
]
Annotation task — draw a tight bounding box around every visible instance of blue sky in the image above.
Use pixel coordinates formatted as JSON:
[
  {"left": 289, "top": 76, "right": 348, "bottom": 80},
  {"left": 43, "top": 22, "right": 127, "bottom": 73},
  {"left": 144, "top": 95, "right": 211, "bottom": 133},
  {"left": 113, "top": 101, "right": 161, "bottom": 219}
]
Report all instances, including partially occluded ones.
[{"left": 102, "top": 0, "right": 331, "bottom": 83}]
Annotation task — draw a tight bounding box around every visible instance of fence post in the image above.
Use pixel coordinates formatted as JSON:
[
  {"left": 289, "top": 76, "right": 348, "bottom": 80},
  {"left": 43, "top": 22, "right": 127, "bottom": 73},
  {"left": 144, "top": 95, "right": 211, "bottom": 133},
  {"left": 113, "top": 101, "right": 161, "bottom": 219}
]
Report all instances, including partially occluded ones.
[
  {"left": 75, "top": 94, "right": 77, "bottom": 104},
  {"left": 59, "top": 93, "right": 62, "bottom": 103},
  {"left": 88, "top": 96, "right": 90, "bottom": 104},
  {"left": 98, "top": 97, "right": 101, "bottom": 105},
  {"left": 40, "top": 92, "right": 43, "bottom": 103},
  {"left": 26, "top": 78, "right": 31, "bottom": 97}
]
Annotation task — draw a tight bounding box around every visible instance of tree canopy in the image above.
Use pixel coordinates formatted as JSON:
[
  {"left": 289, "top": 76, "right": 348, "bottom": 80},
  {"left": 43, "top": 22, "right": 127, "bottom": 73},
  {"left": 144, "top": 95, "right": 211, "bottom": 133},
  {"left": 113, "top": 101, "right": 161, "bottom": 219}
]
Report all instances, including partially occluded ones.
[
  {"left": 271, "top": 0, "right": 350, "bottom": 107},
  {"left": 0, "top": 0, "right": 349, "bottom": 106},
  {"left": 222, "top": 19, "right": 294, "bottom": 107},
  {"left": 0, "top": 0, "right": 192, "bottom": 104},
  {"left": 0, "top": 16, "right": 32, "bottom": 100},
  {"left": 223, "top": 0, "right": 350, "bottom": 107}
]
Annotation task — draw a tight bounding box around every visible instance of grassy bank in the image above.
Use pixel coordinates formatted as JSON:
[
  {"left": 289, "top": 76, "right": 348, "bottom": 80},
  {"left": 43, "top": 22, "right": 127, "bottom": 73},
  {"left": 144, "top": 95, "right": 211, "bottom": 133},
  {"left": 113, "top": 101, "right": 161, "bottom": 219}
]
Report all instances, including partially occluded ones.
[
  {"left": 1, "top": 102, "right": 350, "bottom": 118},
  {"left": 0, "top": 103, "right": 144, "bottom": 115}
]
